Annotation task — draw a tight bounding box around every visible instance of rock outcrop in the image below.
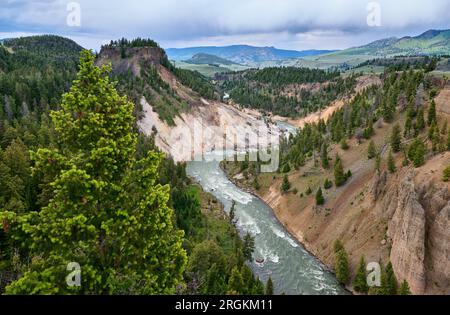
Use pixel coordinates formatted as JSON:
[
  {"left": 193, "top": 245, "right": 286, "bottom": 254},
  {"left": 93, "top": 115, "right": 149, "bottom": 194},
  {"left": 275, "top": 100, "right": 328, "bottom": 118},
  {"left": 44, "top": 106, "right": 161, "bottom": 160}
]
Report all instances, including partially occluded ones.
[
  {"left": 371, "top": 171, "right": 388, "bottom": 202},
  {"left": 373, "top": 168, "right": 450, "bottom": 295},
  {"left": 387, "top": 171, "right": 427, "bottom": 294},
  {"left": 427, "top": 201, "right": 450, "bottom": 293},
  {"left": 96, "top": 46, "right": 166, "bottom": 76}
]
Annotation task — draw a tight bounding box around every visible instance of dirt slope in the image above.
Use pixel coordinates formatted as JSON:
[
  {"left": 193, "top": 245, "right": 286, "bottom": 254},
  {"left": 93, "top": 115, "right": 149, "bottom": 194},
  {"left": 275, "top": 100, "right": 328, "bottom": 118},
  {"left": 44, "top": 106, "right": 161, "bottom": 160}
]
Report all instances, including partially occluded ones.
[{"left": 227, "top": 85, "right": 450, "bottom": 295}]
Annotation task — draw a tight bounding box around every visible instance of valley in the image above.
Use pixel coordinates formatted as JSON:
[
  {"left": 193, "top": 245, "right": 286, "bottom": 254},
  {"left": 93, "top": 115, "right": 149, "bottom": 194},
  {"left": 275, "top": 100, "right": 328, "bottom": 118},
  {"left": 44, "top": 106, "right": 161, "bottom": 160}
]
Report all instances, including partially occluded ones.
[
  {"left": 1, "top": 30, "right": 450, "bottom": 296},
  {"left": 221, "top": 70, "right": 450, "bottom": 295}
]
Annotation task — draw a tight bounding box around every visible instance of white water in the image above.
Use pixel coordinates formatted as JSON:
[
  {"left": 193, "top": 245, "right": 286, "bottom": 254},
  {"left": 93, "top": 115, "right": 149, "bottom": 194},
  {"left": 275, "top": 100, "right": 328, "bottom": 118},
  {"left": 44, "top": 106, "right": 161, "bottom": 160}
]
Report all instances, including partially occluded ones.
[{"left": 186, "top": 156, "right": 347, "bottom": 295}]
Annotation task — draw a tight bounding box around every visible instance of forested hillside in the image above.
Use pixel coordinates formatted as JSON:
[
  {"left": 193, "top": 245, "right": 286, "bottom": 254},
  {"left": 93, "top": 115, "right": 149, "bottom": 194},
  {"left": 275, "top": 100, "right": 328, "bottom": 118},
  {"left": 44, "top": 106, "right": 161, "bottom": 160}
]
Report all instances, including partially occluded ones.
[
  {"left": 0, "top": 35, "right": 82, "bottom": 120},
  {"left": 222, "top": 64, "right": 450, "bottom": 294},
  {"left": 217, "top": 67, "right": 357, "bottom": 117},
  {"left": 97, "top": 38, "right": 217, "bottom": 125},
  {"left": 0, "top": 36, "right": 266, "bottom": 295}
]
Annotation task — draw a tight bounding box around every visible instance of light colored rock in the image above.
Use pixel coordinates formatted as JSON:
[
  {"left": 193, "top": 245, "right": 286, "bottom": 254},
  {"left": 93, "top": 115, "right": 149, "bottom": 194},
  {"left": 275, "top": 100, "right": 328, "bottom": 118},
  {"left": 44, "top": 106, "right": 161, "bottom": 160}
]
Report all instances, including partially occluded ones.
[
  {"left": 427, "top": 202, "right": 450, "bottom": 294},
  {"left": 138, "top": 98, "right": 280, "bottom": 162},
  {"left": 371, "top": 171, "right": 388, "bottom": 202},
  {"left": 387, "top": 171, "right": 427, "bottom": 295},
  {"left": 385, "top": 170, "right": 450, "bottom": 295}
]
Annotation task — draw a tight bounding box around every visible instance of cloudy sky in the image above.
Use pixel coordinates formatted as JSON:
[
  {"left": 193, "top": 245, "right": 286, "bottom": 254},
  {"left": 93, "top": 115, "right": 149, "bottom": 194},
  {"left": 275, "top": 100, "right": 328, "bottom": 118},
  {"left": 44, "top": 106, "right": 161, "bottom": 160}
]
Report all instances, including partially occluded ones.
[{"left": 1, "top": 0, "right": 450, "bottom": 51}]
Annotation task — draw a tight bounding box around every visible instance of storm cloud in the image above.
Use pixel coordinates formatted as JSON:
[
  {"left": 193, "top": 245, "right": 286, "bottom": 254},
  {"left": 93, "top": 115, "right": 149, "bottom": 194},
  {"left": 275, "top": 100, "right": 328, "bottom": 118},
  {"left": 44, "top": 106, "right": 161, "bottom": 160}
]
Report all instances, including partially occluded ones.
[{"left": 1, "top": 0, "right": 450, "bottom": 50}]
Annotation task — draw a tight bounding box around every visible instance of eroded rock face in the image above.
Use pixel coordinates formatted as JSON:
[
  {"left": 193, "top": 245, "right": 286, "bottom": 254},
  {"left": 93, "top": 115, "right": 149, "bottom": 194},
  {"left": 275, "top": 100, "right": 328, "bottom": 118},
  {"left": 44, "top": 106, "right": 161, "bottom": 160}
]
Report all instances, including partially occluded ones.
[
  {"left": 96, "top": 47, "right": 165, "bottom": 76},
  {"left": 387, "top": 172, "right": 426, "bottom": 294},
  {"left": 371, "top": 171, "right": 388, "bottom": 202},
  {"left": 427, "top": 202, "right": 450, "bottom": 293},
  {"left": 378, "top": 170, "right": 450, "bottom": 295}
]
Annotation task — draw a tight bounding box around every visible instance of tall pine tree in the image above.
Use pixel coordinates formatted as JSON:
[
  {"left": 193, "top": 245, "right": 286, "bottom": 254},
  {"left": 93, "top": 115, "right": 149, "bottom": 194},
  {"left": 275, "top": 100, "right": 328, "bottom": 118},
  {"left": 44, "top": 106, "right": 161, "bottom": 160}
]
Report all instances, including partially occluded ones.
[
  {"left": 1, "top": 50, "right": 186, "bottom": 294},
  {"left": 353, "top": 256, "right": 369, "bottom": 294},
  {"left": 390, "top": 124, "right": 402, "bottom": 153},
  {"left": 428, "top": 100, "right": 437, "bottom": 127},
  {"left": 334, "top": 155, "right": 346, "bottom": 187}
]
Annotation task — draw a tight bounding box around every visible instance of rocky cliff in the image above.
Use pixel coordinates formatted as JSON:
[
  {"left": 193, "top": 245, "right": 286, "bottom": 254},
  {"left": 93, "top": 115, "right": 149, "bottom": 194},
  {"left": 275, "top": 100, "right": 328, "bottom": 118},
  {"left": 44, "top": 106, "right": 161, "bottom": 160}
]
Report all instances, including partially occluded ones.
[
  {"left": 95, "top": 45, "right": 280, "bottom": 162},
  {"left": 96, "top": 46, "right": 166, "bottom": 76},
  {"left": 233, "top": 121, "right": 450, "bottom": 295},
  {"left": 371, "top": 156, "right": 450, "bottom": 294}
]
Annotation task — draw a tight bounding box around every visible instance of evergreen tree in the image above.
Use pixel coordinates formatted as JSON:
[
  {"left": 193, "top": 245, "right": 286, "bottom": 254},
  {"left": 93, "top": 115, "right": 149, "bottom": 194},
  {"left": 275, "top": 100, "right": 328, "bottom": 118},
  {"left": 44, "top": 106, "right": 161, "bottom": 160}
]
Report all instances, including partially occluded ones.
[
  {"left": 416, "top": 109, "right": 425, "bottom": 132},
  {"left": 333, "top": 240, "right": 344, "bottom": 253},
  {"left": 334, "top": 245, "right": 349, "bottom": 285},
  {"left": 408, "top": 139, "right": 426, "bottom": 168},
  {"left": 346, "top": 170, "right": 352, "bottom": 179},
  {"left": 353, "top": 256, "right": 369, "bottom": 294},
  {"left": 334, "top": 155, "right": 346, "bottom": 187},
  {"left": 1, "top": 51, "right": 187, "bottom": 294},
  {"left": 442, "top": 121, "right": 448, "bottom": 135},
  {"left": 390, "top": 124, "right": 402, "bottom": 153},
  {"left": 281, "top": 163, "right": 291, "bottom": 173},
  {"left": 253, "top": 176, "right": 260, "bottom": 190},
  {"left": 253, "top": 278, "right": 265, "bottom": 295},
  {"left": 428, "top": 100, "right": 437, "bottom": 126},
  {"left": 316, "top": 187, "right": 325, "bottom": 206},
  {"left": 240, "top": 265, "right": 255, "bottom": 295},
  {"left": 382, "top": 262, "right": 398, "bottom": 295},
  {"left": 242, "top": 233, "right": 255, "bottom": 262},
  {"left": 188, "top": 240, "right": 228, "bottom": 294},
  {"left": 402, "top": 149, "right": 410, "bottom": 167},
  {"left": 281, "top": 175, "right": 291, "bottom": 193},
  {"left": 443, "top": 166, "right": 450, "bottom": 182},
  {"left": 447, "top": 132, "right": 450, "bottom": 151},
  {"left": 368, "top": 140, "right": 377, "bottom": 159},
  {"left": 229, "top": 200, "right": 238, "bottom": 226},
  {"left": 363, "top": 119, "right": 375, "bottom": 139},
  {"left": 404, "top": 116, "right": 412, "bottom": 138},
  {"left": 266, "top": 277, "right": 274, "bottom": 295},
  {"left": 388, "top": 150, "right": 397, "bottom": 173},
  {"left": 382, "top": 97, "right": 395, "bottom": 122},
  {"left": 399, "top": 280, "right": 412, "bottom": 295},
  {"left": 205, "top": 263, "right": 227, "bottom": 295},
  {"left": 321, "top": 142, "right": 329, "bottom": 169},
  {"left": 324, "top": 179, "right": 333, "bottom": 190},
  {"left": 375, "top": 154, "right": 382, "bottom": 173},
  {"left": 228, "top": 267, "right": 244, "bottom": 294},
  {"left": 340, "top": 139, "right": 349, "bottom": 150},
  {"left": 428, "top": 121, "right": 438, "bottom": 141}
]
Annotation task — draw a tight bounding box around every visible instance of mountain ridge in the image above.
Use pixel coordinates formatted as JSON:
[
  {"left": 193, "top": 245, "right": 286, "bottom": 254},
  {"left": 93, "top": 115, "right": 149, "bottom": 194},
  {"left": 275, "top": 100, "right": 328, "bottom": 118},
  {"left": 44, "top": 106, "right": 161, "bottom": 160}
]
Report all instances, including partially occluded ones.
[
  {"left": 329, "top": 29, "right": 450, "bottom": 58},
  {"left": 166, "top": 45, "right": 337, "bottom": 65},
  {"left": 185, "top": 53, "right": 241, "bottom": 66}
]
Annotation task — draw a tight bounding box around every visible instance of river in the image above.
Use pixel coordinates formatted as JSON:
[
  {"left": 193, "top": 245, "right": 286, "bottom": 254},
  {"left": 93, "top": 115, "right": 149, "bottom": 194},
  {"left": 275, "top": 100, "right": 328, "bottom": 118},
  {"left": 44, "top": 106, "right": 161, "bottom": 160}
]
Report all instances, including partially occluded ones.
[{"left": 186, "top": 152, "right": 348, "bottom": 295}]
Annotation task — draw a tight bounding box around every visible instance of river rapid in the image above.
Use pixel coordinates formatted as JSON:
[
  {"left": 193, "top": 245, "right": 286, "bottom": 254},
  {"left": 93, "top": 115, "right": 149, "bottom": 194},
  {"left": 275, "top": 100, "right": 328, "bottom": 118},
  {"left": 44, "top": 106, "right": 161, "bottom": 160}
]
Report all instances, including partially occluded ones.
[{"left": 186, "top": 152, "right": 347, "bottom": 295}]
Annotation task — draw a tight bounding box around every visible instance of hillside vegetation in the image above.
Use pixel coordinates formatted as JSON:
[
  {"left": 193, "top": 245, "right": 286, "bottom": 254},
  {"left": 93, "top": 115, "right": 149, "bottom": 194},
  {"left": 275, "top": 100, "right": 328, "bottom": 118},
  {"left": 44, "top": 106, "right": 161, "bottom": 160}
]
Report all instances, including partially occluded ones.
[
  {"left": 0, "top": 36, "right": 267, "bottom": 295},
  {"left": 222, "top": 66, "right": 450, "bottom": 295},
  {"left": 0, "top": 35, "right": 82, "bottom": 120},
  {"left": 96, "top": 39, "right": 217, "bottom": 125},
  {"left": 166, "top": 45, "right": 336, "bottom": 65},
  {"left": 186, "top": 53, "right": 239, "bottom": 66},
  {"left": 217, "top": 67, "right": 357, "bottom": 117},
  {"left": 304, "top": 29, "right": 450, "bottom": 70}
]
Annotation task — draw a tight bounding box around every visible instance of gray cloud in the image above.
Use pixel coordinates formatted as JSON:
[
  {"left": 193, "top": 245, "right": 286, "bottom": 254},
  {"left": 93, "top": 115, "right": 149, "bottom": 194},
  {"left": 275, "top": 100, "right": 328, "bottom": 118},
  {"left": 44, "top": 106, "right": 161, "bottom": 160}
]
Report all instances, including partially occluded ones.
[{"left": 1, "top": 0, "right": 450, "bottom": 50}]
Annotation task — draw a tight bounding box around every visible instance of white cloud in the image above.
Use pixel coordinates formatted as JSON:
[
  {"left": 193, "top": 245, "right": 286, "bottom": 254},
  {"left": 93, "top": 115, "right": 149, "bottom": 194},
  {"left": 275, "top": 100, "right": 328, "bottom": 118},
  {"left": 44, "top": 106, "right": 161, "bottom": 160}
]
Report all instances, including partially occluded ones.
[{"left": 2, "top": 0, "right": 450, "bottom": 50}]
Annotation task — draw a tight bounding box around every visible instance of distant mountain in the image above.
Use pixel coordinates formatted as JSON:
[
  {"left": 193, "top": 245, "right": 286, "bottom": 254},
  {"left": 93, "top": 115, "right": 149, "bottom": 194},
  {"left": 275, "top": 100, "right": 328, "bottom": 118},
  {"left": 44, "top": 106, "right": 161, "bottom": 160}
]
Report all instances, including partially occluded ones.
[
  {"left": 166, "top": 45, "right": 337, "bottom": 65},
  {"left": 2, "top": 35, "right": 83, "bottom": 57},
  {"left": 299, "top": 29, "right": 450, "bottom": 70},
  {"left": 185, "top": 53, "right": 239, "bottom": 66},
  {"left": 0, "top": 35, "right": 83, "bottom": 73},
  {"left": 333, "top": 29, "right": 450, "bottom": 57}
]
